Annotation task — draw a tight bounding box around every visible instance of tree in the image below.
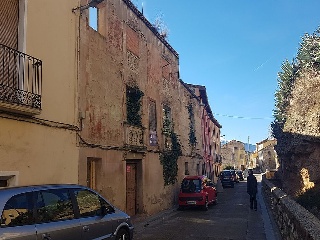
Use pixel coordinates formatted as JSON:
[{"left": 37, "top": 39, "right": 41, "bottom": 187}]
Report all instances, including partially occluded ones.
[
  {"left": 272, "top": 60, "right": 297, "bottom": 138},
  {"left": 272, "top": 27, "right": 320, "bottom": 139},
  {"left": 297, "top": 27, "right": 320, "bottom": 71}
]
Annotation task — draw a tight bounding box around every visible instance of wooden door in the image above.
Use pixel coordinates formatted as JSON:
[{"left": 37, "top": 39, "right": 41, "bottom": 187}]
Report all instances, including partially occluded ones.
[
  {"left": 87, "top": 158, "right": 97, "bottom": 189},
  {"left": 126, "top": 163, "right": 137, "bottom": 216}
]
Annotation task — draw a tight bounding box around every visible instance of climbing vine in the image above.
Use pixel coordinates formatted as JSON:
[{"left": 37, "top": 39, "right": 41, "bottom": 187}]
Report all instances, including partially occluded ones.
[
  {"left": 126, "top": 85, "right": 144, "bottom": 126},
  {"left": 159, "top": 106, "right": 182, "bottom": 185},
  {"left": 160, "top": 131, "right": 182, "bottom": 185},
  {"left": 187, "top": 103, "right": 197, "bottom": 147}
]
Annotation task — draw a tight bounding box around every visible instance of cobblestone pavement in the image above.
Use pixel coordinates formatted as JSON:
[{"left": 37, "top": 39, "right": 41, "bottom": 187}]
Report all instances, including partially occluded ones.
[{"left": 132, "top": 174, "right": 281, "bottom": 240}]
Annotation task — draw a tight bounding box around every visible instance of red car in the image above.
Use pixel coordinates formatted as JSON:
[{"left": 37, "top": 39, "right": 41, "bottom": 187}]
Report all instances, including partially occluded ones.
[{"left": 178, "top": 175, "right": 217, "bottom": 210}]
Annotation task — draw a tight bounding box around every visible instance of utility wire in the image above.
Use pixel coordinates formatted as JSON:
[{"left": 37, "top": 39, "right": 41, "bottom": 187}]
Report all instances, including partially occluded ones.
[{"left": 213, "top": 112, "right": 273, "bottom": 120}]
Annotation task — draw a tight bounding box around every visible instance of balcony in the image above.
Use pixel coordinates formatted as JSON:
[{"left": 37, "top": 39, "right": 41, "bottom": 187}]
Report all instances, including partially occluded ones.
[
  {"left": 0, "top": 44, "right": 42, "bottom": 115},
  {"left": 124, "top": 124, "right": 145, "bottom": 150}
]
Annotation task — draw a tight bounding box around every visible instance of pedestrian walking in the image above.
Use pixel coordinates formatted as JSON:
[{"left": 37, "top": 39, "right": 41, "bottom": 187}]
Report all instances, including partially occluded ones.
[{"left": 247, "top": 169, "right": 257, "bottom": 210}]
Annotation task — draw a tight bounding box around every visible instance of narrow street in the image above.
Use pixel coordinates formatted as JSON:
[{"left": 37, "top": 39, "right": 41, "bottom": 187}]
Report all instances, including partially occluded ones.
[{"left": 133, "top": 174, "right": 281, "bottom": 240}]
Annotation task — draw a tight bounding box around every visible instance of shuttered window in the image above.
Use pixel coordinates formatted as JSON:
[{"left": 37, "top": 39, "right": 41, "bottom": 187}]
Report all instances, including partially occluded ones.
[{"left": 0, "top": 0, "right": 19, "bottom": 49}]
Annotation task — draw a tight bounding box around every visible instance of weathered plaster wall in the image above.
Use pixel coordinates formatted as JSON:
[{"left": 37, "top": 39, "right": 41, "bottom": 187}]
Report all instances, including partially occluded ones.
[
  {"left": 0, "top": 0, "right": 79, "bottom": 186},
  {"left": 0, "top": 117, "right": 79, "bottom": 185},
  {"left": 77, "top": 0, "right": 203, "bottom": 215}
]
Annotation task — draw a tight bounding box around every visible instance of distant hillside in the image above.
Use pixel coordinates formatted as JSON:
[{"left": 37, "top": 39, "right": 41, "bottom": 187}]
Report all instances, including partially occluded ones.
[{"left": 245, "top": 143, "right": 256, "bottom": 152}]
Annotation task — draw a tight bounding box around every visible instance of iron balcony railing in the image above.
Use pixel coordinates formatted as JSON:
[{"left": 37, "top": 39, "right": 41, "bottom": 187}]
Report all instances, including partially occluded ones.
[{"left": 0, "top": 43, "right": 42, "bottom": 110}]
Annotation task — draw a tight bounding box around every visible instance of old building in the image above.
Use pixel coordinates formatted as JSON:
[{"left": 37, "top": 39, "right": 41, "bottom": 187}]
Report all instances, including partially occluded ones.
[
  {"left": 221, "top": 140, "right": 246, "bottom": 170},
  {"left": 186, "top": 85, "right": 222, "bottom": 182},
  {"left": 0, "top": 0, "right": 222, "bottom": 217},
  {"left": 0, "top": 0, "right": 80, "bottom": 186},
  {"left": 76, "top": 0, "right": 221, "bottom": 215},
  {"left": 256, "top": 138, "right": 278, "bottom": 173},
  {"left": 248, "top": 150, "right": 258, "bottom": 170}
]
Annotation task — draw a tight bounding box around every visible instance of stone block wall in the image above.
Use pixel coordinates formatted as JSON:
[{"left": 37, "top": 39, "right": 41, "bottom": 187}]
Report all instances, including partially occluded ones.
[{"left": 262, "top": 176, "right": 320, "bottom": 240}]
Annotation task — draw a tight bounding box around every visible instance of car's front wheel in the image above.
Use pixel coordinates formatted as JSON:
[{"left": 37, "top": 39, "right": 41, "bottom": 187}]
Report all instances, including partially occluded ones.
[{"left": 115, "top": 228, "right": 130, "bottom": 240}]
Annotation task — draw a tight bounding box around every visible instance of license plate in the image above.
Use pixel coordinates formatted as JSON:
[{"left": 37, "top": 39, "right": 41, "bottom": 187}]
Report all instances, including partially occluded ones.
[{"left": 187, "top": 201, "right": 196, "bottom": 205}]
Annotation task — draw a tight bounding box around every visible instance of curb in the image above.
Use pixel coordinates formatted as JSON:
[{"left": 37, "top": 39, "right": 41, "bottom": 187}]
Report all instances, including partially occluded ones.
[{"left": 132, "top": 207, "right": 178, "bottom": 233}]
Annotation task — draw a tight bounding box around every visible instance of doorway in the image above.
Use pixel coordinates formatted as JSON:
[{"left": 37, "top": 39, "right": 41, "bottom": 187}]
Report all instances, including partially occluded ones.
[
  {"left": 126, "top": 162, "right": 137, "bottom": 216},
  {"left": 87, "top": 158, "right": 102, "bottom": 191}
]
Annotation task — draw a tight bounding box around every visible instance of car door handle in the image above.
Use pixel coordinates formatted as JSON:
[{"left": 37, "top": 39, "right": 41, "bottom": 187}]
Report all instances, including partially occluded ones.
[
  {"left": 83, "top": 225, "right": 90, "bottom": 232},
  {"left": 42, "top": 233, "right": 51, "bottom": 240}
]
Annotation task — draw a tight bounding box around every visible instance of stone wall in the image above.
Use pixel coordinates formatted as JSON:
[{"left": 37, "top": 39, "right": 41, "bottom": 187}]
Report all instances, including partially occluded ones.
[
  {"left": 277, "top": 69, "right": 320, "bottom": 195},
  {"left": 262, "top": 176, "right": 320, "bottom": 240}
]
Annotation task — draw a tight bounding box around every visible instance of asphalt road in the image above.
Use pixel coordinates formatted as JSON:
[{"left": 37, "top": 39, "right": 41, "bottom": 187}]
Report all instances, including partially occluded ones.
[{"left": 133, "top": 174, "right": 281, "bottom": 240}]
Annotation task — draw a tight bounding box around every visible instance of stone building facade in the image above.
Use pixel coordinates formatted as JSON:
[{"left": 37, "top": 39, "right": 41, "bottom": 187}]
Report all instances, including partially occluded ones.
[
  {"left": 256, "top": 139, "right": 278, "bottom": 173},
  {"left": 221, "top": 140, "right": 246, "bottom": 170},
  {"left": 186, "top": 85, "right": 222, "bottom": 182},
  {"left": 76, "top": 0, "right": 222, "bottom": 215},
  {"left": 0, "top": 0, "right": 222, "bottom": 217}
]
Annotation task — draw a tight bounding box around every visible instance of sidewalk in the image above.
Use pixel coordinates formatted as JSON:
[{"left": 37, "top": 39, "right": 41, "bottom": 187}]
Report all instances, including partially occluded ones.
[
  {"left": 258, "top": 180, "right": 282, "bottom": 240},
  {"left": 132, "top": 207, "right": 179, "bottom": 234}
]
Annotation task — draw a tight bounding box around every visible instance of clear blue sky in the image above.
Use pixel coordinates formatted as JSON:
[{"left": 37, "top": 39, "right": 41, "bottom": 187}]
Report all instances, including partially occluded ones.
[{"left": 91, "top": 1, "right": 320, "bottom": 145}]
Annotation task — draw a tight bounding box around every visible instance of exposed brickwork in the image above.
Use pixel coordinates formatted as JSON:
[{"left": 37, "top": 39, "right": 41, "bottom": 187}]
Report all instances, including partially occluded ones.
[
  {"left": 126, "top": 25, "right": 139, "bottom": 56},
  {"left": 77, "top": 0, "right": 221, "bottom": 215}
]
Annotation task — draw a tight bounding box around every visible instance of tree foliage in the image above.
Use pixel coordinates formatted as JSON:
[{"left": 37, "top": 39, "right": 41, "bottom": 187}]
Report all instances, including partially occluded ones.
[
  {"left": 159, "top": 131, "right": 182, "bottom": 185},
  {"left": 187, "top": 103, "right": 197, "bottom": 147},
  {"left": 297, "top": 27, "right": 320, "bottom": 71},
  {"left": 126, "top": 85, "right": 144, "bottom": 126},
  {"left": 160, "top": 106, "right": 182, "bottom": 186},
  {"left": 153, "top": 13, "right": 169, "bottom": 39},
  {"left": 271, "top": 60, "right": 297, "bottom": 138},
  {"left": 272, "top": 26, "right": 320, "bottom": 139}
]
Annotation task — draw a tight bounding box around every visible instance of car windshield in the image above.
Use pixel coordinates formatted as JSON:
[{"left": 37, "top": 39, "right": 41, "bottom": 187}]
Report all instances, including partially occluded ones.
[
  {"left": 181, "top": 179, "right": 201, "bottom": 193},
  {"left": 222, "top": 171, "right": 231, "bottom": 176}
]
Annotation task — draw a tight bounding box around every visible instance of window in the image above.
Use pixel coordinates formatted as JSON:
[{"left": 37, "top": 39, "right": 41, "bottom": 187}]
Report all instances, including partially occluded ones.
[
  {"left": 74, "top": 189, "right": 113, "bottom": 218},
  {"left": 126, "top": 85, "right": 144, "bottom": 126},
  {"left": 0, "top": 172, "right": 18, "bottom": 187},
  {"left": 35, "top": 189, "right": 74, "bottom": 223},
  {"left": 0, "top": 180, "right": 7, "bottom": 187},
  {"left": 1, "top": 192, "right": 34, "bottom": 227},
  {"left": 89, "top": 7, "right": 98, "bottom": 30},
  {"left": 184, "top": 162, "right": 189, "bottom": 175},
  {"left": 162, "top": 105, "right": 172, "bottom": 134},
  {"left": 181, "top": 179, "right": 201, "bottom": 193},
  {"left": 87, "top": 158, "right": 102, "bottom": 189},
  {"left": 149, "top": 99, "right": 157, "bottom": 145}
]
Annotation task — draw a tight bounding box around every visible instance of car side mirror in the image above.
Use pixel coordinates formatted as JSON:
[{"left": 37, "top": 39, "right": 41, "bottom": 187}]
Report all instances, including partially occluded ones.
[{"left": 101, "top": 205, "right": 115, "bottom": 215}]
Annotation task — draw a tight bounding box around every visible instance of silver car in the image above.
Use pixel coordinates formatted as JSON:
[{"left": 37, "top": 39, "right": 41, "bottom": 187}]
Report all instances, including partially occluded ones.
[{"left": 0, "top": 184, "right": 133, "bottom": 239}]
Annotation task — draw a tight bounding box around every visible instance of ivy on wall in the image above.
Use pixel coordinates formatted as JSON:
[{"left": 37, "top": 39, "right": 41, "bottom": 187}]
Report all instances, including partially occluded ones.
[
  {"left": 160, "top": 131, "right": 182, "bottom": 185},
  {"left": 126, "top": 85, "right": 144, "bottom": 126},
  {"left": 159, "top": 105, "right": 182, "bottom": 185},
  {"left": 187, "top": 103, "right": 197, "bottom": 147}
]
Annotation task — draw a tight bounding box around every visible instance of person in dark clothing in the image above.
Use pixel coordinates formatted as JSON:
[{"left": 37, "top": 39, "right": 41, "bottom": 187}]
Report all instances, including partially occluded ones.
[{"left": 247, "top": 169, "right": 257, "bottom": 210}]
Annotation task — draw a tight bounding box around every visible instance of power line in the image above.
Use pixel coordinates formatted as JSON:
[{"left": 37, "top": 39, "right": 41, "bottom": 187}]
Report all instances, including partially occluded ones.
[{"left": 213, "top": 112, "right": 273, "bottom": 120}]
